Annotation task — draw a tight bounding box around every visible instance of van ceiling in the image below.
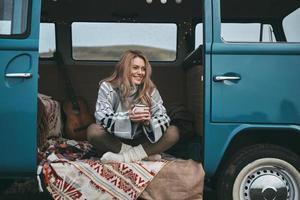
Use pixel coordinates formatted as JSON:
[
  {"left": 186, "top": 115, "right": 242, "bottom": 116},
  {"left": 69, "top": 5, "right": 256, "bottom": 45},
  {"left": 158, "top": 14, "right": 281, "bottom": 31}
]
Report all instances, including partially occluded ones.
[
  {"left": 41, "top": 0, "right": 202, "bottom": 22},
  {"left": 41, "top": 0, "right": 300, "bottom": 23}
]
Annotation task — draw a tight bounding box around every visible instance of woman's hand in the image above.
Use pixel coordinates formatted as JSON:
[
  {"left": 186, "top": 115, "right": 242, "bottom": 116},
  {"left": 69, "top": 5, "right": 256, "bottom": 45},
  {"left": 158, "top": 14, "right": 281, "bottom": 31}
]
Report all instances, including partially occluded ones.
[{"left": 129, "top": 106, "right": 151, "bottom": 125}]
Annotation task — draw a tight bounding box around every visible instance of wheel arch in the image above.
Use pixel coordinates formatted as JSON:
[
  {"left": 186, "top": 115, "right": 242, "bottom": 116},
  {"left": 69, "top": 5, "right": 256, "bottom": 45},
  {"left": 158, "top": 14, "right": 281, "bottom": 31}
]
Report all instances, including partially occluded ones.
[{"left": 213, "top": 126, "right": 300, "bottom": 184}]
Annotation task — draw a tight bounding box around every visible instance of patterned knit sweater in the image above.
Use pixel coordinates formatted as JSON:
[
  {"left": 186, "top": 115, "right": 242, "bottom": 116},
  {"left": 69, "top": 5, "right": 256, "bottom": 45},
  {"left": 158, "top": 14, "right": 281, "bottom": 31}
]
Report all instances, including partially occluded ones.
[{"left": 95, "top": 81, "right": 170, "bottom": 143}]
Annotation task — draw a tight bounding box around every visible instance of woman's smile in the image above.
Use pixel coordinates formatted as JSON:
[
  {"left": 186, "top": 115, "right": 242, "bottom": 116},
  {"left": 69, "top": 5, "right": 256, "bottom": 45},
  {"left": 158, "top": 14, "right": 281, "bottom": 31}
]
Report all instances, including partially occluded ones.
[{"left": 130, "top": 57, "right": 146, "bottom": 85}]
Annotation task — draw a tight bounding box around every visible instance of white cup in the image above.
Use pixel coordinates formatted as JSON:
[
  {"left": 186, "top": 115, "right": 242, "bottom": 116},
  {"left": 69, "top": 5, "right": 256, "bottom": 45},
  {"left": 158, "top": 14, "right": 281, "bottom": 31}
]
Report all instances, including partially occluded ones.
[{"left": 132, "top": 104, "right": 147, "bottom": 114}]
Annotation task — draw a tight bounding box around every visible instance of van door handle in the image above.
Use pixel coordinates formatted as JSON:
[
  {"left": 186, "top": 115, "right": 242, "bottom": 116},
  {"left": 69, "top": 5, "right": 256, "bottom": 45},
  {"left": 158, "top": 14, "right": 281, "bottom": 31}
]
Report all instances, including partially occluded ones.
[
  {"left": 5, "top": 73, "right": 32, "bottom": 78},
  {"left": 213, "top": 75, "right": 241, "bottom": 82}
]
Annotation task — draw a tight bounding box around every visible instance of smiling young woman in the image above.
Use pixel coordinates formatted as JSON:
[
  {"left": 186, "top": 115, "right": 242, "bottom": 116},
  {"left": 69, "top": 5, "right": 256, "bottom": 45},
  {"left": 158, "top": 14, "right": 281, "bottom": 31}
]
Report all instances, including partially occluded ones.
[
  {"left": 87, "top": 50, "right": 179, "bottom": 162},
  {"left": 129, "top": 57, "right": 146, "bottom": 85}
]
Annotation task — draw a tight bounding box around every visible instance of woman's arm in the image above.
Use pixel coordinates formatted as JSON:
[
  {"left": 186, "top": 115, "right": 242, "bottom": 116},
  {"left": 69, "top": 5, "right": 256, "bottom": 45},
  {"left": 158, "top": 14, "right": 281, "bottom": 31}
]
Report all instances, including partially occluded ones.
[
  {"left": 142, "top": 88, "right": 170, "bottom": 143},
  {"left": 95, "top": 82, "right": 133, "bottom": 139}
]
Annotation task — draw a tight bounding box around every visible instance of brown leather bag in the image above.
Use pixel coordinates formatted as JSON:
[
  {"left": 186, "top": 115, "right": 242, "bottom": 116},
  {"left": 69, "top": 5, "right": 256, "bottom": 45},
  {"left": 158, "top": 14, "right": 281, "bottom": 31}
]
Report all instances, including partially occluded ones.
[{"left": 140, "top": 159, "right": 205, "bottom": 200}]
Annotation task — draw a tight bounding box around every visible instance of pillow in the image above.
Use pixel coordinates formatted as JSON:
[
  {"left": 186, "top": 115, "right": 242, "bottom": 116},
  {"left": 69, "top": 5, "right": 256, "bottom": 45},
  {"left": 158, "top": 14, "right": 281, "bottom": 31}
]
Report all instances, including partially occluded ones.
[
  {"left": 37, "top": 97, "right": 49, "bottom": 148},
  {"left": 38, "top": 94, "right": 63, "bottom": 138}
]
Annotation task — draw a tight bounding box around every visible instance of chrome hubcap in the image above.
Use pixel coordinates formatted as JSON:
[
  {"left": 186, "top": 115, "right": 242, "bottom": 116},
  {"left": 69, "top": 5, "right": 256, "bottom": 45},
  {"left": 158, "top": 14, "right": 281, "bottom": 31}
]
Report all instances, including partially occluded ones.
[{"left": 242, "top": 167, "right": 295, "bottom": 200}]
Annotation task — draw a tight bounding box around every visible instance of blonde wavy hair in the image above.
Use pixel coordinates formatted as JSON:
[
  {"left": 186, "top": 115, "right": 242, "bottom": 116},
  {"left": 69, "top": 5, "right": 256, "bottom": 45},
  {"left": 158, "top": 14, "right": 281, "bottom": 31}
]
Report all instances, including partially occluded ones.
[{"left": 103, "top": 50, "right": 155, "bottom": 107}]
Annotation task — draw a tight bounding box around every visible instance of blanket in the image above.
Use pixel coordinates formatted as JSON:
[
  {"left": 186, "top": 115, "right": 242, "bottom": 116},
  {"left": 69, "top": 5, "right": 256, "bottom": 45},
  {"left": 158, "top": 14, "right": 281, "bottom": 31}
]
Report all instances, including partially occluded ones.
[
  {"left": 35, "top": 95, "right": 204, "bottom": 199},
  {"left": 39, "top": 138, "right": 168, "bottom": 200}
]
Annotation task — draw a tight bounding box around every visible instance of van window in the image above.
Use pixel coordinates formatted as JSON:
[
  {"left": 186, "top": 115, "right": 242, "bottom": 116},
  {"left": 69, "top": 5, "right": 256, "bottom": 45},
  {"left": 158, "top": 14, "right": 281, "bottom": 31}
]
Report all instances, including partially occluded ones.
[
  {"left": 221, "top": 23, "right": 276, "bottom": 42},
  {"left": 71, "top": 22, "right": 177, "bottom": 61},
  {"left": 39, "top": 23, "right": 56, "bottom": 58},
  {"left": 283, "top": 8, "right": 300, "bottom": 42},
  {"left": 195, "top": 22, "right": 276, "bottom": 46},
  {"left": 220, "top": 0, "right": 299, "bottom": 43},
  {"left": 0, "top": 0, "right": 29, "bottom": 36}
]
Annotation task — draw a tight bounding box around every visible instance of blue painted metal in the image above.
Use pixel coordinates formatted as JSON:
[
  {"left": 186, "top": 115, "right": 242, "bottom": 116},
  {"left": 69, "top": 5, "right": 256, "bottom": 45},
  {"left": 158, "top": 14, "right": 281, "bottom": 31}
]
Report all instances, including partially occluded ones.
[
  {"left": 203, "top": 0, "right": 214, "bottom": 176},
  {"left": 203, "top": 0, "right": 300, "bottom": 177},
  {"left": 0, "top": 0, "right": 41, "bottom": 177},
  {"left": 204, "top": 123, "right": 300, "bottom": 176}
]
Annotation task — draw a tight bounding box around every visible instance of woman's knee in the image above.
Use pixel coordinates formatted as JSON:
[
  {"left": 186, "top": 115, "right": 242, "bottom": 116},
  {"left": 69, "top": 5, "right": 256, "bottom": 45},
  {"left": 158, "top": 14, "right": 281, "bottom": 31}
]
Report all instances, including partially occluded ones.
[
  {"left": 164, "top": 125, "right": 180, "bottom": 145},
  {"left": 87, "top": 123, "right": 106, "bottom": 142}
]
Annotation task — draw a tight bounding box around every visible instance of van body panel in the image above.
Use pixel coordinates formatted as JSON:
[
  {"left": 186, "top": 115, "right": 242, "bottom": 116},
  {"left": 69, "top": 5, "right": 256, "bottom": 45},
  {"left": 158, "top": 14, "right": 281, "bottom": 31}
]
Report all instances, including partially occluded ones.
[
  {"left": 204, "top": 0, "right": 300, "bottom": 177},
  {"left": 211, "top": 0, "right": 300, "bottom": 124},
  {"left": 204, "top": 123, "right": 237, "bottom": 176},
  {"left": 211, "top": 43, "right": 300, "bottom": 55},
  {"left": 203, "top": 0, "right": 213, "bottom": 173},
  {"left": 204, "top": 123, "right": 300, "bottom": 176},
  {"left": 211, "top": 52, "right": 300, "bottom": 124},
  {"left": 0, "top": 0, "right": 41, "bottom": 177}
]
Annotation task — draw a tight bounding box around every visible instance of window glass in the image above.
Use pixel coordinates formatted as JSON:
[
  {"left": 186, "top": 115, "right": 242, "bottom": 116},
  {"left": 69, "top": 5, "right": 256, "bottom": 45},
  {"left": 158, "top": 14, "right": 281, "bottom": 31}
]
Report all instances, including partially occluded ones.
[
  {"left": 39, "top": 23, "right": 56, "bottom": 58},
  {"left": 261, "top": 24, "right": 276, "bottom": 42},
  {"left": 283, "top": 8, "right": 300, "bottom": 42},
  {"left": 221, "top": 23, "right": 276, "bottom": 42},
  {"left": 195, "top": 23, "right": 203, "bottom": 49},
  {"left": 194, "top": 23, "right": 275, "bottom": 46},
  {"left": 71, "top": 22, "right": 177, "bottom": 61},
  {"left": 0, "top": 0, "right": 29, "bottom": 35}
]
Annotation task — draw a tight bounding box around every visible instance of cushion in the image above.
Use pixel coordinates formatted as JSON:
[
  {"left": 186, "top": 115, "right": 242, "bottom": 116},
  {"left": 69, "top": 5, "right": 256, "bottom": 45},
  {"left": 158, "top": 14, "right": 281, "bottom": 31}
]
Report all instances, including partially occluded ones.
[{"left": 38, "top": 94, "right": 63, "bottom": 138}]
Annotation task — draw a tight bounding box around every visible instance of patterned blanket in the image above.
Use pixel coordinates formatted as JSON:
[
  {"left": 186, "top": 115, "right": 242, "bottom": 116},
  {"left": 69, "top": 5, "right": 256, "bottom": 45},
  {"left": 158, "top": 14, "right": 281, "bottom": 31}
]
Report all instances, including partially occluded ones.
[{"left": 38, "top": 138, "right": 168, "bottom": 200}]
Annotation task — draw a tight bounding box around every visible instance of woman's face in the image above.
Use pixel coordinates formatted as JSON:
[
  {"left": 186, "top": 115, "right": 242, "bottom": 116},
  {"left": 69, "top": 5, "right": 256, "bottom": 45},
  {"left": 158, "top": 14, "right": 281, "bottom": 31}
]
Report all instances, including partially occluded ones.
[{"left": 129, "top": 57, "right": 146, "bottom": 85}]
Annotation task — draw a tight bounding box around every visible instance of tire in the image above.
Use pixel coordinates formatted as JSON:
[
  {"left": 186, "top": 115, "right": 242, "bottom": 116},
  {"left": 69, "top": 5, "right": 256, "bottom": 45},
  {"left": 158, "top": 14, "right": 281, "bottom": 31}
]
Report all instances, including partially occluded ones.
[{"left": 217, "top": 144, "right": 300, "bottom": 200}]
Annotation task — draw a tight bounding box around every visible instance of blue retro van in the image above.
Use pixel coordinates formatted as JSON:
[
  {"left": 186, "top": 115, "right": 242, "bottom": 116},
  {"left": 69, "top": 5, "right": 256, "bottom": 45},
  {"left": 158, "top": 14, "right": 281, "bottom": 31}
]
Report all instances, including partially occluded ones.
[{"left": 1, "top": 0, "right": 300, "bottom": 199}]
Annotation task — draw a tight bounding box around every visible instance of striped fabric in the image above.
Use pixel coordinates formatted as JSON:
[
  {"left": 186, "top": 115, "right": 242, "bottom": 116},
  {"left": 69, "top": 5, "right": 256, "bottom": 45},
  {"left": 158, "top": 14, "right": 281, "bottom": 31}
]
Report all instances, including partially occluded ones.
[
  {"left": 95, "top": 82, "right": 170, "bottom": 143},
  {"left": 43, "top": 158, "right": 168, "bottom": 200}
]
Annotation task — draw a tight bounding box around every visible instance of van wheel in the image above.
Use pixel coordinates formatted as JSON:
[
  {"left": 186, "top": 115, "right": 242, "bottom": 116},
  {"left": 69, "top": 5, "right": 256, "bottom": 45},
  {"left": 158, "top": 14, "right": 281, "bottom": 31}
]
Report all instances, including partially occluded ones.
[{"left": 217, "top": 144, "right": 300, "bottom": 200}]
